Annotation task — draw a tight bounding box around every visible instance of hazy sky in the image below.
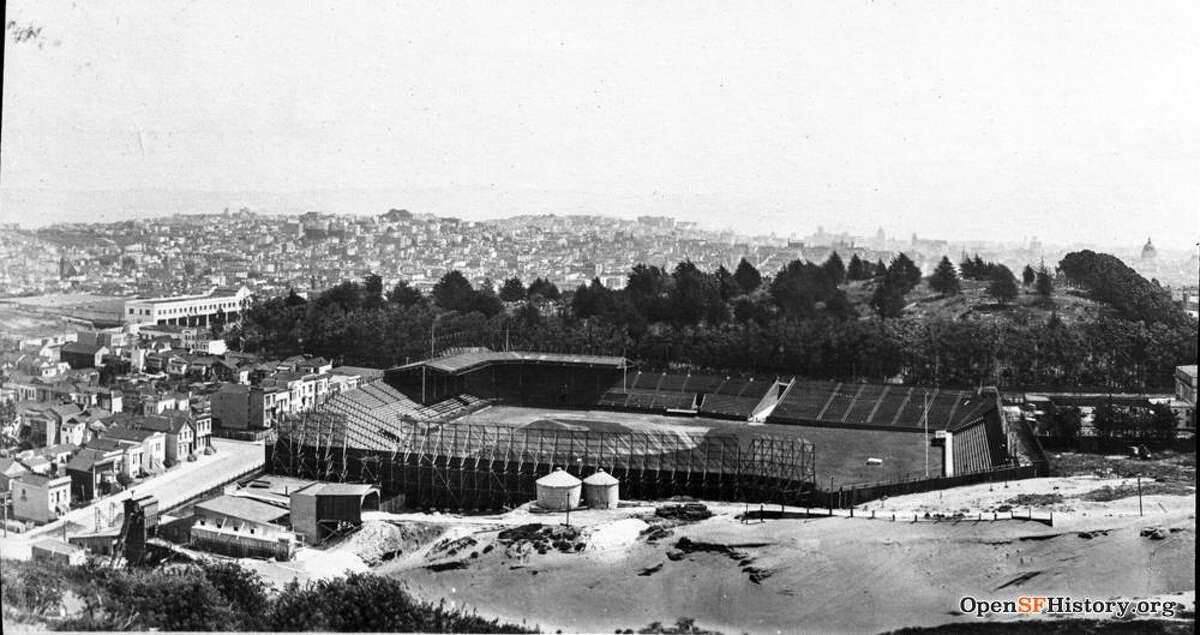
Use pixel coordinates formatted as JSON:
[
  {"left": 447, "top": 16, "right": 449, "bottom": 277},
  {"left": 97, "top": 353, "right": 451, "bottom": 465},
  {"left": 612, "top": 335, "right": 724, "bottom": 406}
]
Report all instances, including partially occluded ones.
[{"left": 2, "top": 1, "right": 1197, "bottom": 247}]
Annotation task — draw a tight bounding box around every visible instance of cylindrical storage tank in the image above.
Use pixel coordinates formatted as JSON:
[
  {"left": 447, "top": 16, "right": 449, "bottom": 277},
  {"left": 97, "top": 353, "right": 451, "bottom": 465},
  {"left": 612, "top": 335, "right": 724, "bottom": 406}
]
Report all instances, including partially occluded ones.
[
  {"left": 582, "top": 469, "right": 619, "bottom": 509},
  {"left": 535, "top": 467, "right": 582, "bottom": 511}
]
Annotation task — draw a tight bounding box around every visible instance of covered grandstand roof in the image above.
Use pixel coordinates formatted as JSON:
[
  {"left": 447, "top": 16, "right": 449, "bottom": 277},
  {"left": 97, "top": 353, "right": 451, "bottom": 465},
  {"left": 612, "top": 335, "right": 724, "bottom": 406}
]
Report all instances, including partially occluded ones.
[{"left": 396, "top": 350, "right": 629, "bottom": 375}]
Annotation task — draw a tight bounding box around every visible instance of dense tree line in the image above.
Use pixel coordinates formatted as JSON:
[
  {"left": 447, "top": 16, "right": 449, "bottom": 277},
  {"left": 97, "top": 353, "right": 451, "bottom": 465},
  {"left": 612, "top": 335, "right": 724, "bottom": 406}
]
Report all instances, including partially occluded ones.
[
  {"left": 1059, "top": 250, "right": 1183, "bottom": 325},
  {"left": 228, "top": 251, "right": 1197, "bottom": 392}
]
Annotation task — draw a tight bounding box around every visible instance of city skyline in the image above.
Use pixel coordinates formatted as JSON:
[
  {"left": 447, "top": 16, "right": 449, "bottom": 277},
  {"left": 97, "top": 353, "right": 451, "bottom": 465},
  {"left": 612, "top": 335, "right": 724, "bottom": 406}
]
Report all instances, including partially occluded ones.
[{"left": 3, "top": 1, "right": 1198, "bottom": 248}]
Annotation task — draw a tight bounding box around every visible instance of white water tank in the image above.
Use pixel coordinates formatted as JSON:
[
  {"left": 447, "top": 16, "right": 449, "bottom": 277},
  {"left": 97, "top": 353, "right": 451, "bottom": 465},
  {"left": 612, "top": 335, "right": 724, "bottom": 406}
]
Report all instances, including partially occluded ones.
[
  {"left": 535, "top": 467, "right": 582, "bottom": 510},
  {"left": 582, "top": 469, "right": 619, "bottom": 509}
]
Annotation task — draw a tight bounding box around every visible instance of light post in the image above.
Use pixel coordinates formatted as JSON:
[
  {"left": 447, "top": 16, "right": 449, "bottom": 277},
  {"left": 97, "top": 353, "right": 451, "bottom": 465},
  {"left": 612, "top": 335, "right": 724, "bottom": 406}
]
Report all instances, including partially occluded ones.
[{"left": 422, "top": 314, "right": 444, "bottom": 404}]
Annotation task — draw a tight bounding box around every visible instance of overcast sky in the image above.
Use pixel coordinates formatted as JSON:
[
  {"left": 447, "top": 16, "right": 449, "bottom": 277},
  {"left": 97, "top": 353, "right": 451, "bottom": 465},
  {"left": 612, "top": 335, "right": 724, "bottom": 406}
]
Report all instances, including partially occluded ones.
[{"left": 1, "top": 1, "right": 1197, "bottom": 247}]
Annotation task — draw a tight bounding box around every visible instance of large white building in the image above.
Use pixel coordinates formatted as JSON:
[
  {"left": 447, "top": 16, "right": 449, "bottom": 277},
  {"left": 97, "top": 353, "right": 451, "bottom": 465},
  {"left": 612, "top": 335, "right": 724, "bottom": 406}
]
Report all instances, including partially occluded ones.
[{"left": 124, "top": 286, "right": 251, "bottom": 327}]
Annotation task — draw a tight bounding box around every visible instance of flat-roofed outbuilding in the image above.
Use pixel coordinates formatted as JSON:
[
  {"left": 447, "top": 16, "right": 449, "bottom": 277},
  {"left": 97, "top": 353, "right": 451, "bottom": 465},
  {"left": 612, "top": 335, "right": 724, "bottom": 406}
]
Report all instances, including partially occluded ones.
[{"left": 289, "top": 482, "right": 381, "bottom": 545}]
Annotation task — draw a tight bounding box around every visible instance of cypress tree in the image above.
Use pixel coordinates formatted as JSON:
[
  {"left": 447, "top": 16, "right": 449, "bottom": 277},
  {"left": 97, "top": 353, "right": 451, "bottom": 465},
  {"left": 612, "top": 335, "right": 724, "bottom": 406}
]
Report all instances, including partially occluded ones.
[{"left": 928, "top": 256, "right": 961, "bottom": 295}]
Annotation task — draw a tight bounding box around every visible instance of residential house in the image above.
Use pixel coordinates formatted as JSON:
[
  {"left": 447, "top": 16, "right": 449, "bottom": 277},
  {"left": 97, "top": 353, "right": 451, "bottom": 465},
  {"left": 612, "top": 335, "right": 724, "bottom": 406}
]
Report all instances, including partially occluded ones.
[
  {"left": 211, "top": 383, "right": 290, "bottom": 431},
  {"left": 12, "top": 473, "right": 72, "bottom": 523},
  {"left": 96, "top": 388, "right": 123, "bottom": 413},
  {"left": 112, "top": 411, "right": 196, "bottom": 463},
  {"left": 43, "top": 403, "right": 83, "bottom": 446},
  {"left": 17, "top": 454, "right": 53, "bottom": 476},
  {"left": 2, "top": 373, "right": 40, "bottom": 401},
  {"left": 213, "top": 358, "right": 251, "bottom": 384},
  {"left": 34, "top": 443, "right": 78, "bottom": 473},
  {"left": 86, "top": 437, "right": 143, "bottom": 479},
  {"left": 1173, "top": 365, "right": 1197, "bottom": 433},
  {"left": 297, "top": 357, "right": 333, "bottom": 375},
  {"left": 164, "top": 354, "right": 189, "bottom": 377},
  {"left": 186, "top": 355, "right": 219, "bottom": 380},
  {"left": 102, "top": 426, "right": 167, "bottom": 475},
  {"left": 262, "top": 371, "right": 330, "bottom": 414},
  {"left": 191, "top": 406, "right": 213, "bottom": 450},
  {"left": 0, "top": 457, "right": 31, "bottom": 492},
  {"left": 60, "top": 342, "right": 109, "bottom": 369},
  {"left": 327, "top": 372, "right": 360, "bottom": 396},
  {"left": 140, "top": 390, "right": 188, "bottom": 415},
  {"left": 66, "top": 446, "right": 125, "bottom": 501}
]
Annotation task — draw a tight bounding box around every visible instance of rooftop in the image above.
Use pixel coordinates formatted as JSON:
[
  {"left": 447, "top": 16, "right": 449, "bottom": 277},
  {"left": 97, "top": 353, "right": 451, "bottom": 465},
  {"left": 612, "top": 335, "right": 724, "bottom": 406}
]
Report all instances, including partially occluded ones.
[
  {"left": 18, "top": 472, "right": 71, "bottom": 487},
  {"left": 195, "top": 495, "right": 289, "bottom": 525},
  {"left": 536, "top": 467, "right": 582, "bottom": 488},
  {"left": 32, "top": 538, "right": 85, "bottom": 556},
  {"left": 400, "top": 350, "right": 628, "bottom": 375},
  {"left": 296, "top": 483, "right": 380, "bottom": 498}
]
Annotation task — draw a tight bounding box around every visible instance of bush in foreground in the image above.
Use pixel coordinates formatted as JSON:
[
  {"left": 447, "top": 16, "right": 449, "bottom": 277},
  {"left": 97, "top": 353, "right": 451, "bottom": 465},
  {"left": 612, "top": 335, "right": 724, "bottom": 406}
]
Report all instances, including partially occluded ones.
[{"left": 2, "top": 559, "right": 535, "bottom": 633}]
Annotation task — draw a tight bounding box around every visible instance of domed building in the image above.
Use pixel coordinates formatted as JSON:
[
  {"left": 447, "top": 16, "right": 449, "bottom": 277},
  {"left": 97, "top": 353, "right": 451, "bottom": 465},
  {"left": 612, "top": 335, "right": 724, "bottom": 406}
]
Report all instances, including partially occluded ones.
[{"left": 1141, "top": 237, "right": 1157, "bottom": 261}]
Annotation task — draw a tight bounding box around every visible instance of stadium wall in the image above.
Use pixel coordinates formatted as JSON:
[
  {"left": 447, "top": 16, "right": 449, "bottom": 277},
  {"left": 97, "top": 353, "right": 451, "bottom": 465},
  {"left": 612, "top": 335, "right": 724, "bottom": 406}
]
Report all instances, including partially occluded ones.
[{"left": 267, "top": 421, "right": 816, "bottom": 510}]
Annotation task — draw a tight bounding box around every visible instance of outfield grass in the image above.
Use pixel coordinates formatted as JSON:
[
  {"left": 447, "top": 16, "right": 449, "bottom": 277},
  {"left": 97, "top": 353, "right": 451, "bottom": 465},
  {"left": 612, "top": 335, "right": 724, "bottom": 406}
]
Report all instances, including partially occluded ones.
[{"left": 453, "top": 405, "right": 943, "bottom": 487}]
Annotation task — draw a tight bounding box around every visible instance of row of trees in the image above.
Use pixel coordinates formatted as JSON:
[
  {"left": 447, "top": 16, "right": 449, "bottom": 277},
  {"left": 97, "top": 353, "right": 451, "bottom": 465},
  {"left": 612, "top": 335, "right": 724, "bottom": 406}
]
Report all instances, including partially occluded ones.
[{"left": 928, "top": 255, "right": 1054, "bottom": 303}]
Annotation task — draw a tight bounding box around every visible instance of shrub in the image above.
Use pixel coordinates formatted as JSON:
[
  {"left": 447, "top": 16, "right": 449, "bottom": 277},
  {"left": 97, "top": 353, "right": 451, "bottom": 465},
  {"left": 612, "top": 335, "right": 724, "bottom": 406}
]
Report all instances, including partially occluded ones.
[{"left": 1, "top": 563, "right": 64, "bottom": 615}]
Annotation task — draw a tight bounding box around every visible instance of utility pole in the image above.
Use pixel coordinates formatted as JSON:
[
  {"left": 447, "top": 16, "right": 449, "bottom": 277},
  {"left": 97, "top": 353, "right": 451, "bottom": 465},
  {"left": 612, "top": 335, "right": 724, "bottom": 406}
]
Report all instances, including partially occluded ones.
[{"left": 923, "top": 389, "right": 930, "bottom": 478}]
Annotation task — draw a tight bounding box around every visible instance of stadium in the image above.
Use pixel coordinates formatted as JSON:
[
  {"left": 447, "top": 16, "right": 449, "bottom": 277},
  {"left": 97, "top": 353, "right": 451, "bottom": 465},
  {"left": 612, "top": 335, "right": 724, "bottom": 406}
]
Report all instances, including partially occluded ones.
[{"left": 267, "top": 349, "right": 1047, "bottom": 510}]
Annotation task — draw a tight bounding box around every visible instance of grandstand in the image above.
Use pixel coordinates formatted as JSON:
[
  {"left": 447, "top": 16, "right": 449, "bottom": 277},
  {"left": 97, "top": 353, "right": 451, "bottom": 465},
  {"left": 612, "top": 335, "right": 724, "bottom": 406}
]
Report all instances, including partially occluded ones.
[
  {"left": 767, "top": 381, "right": 996, "bottom": 433},
  {"left": 268, "top": 349, "right": 1040, "bottom": 510}
]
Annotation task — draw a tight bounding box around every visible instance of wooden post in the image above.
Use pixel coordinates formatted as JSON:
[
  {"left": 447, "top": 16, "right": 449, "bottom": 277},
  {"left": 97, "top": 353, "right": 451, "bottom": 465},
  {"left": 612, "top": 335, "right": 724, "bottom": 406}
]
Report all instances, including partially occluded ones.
[{"left": 1137, "top": 477, "right": 1143, "bottom": 517}]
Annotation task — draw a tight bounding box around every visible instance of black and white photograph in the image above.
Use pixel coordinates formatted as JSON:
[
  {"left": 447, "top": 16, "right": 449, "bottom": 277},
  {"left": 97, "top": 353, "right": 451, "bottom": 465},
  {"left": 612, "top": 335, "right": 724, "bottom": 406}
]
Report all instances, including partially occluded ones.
[{"left": 0, "top": 2, "right": 1196, "bottom": 633}]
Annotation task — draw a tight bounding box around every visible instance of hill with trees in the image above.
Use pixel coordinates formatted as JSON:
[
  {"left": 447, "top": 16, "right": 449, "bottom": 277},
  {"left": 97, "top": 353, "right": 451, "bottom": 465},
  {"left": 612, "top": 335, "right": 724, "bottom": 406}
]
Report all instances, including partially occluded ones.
[{"left": 226, "top": 250, "right": 1197, "bottom": 393}]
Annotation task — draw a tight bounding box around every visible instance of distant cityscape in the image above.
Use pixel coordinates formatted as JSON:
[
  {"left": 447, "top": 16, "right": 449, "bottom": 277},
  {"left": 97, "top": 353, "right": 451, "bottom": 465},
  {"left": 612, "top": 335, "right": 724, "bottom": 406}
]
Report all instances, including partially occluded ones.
[{"left": 2, "top": 208, "right": 1196, "bottom": 307}]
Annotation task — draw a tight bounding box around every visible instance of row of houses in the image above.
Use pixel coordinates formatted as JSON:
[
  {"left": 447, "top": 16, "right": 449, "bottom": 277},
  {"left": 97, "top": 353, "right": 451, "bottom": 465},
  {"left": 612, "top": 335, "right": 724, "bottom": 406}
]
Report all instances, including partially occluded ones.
[{"left": 1, "top": 409, "right": 213, "bottom": 524}]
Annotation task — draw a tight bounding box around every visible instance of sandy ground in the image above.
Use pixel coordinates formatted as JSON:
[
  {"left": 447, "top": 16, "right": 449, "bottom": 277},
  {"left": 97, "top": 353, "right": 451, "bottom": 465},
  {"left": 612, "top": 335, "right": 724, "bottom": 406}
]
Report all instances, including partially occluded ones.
[
  {"left": 258, "top": 479, "right": 1186, "bottom": 635},
  {"left": 856, "top": 475, "right": 1197, "bottom": 529}
]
